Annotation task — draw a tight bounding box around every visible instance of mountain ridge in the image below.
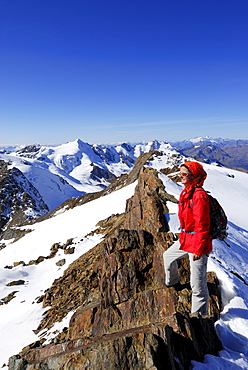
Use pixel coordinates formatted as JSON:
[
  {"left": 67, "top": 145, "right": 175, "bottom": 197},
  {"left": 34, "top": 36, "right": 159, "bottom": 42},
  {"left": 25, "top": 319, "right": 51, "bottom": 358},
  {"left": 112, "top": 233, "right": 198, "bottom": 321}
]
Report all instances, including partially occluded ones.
[
  {"left": 170, "top": 136, "right": 248, "bottom": 171},
  {"left": 1, "top": 137, "right": 247, "bottom": 240},
  {"left": 0, "top": 141, "right": 181, "bottom": 238}
]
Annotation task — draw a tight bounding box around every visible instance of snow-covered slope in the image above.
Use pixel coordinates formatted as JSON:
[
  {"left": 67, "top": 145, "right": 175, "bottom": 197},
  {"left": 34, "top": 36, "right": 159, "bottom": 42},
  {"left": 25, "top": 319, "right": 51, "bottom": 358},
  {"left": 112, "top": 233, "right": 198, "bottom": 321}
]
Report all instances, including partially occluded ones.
[
  {"left": 0, "top": 152, "right": 248, "bottom": 368},
  {"left": 0, "top": 139, "right": 179, "bottom": 215},
  {"left": 0, "top": 161, "right": 49, "bottom": 232},
  {"left": 0, "top": 151, "right": 82, "bottom": 212}
]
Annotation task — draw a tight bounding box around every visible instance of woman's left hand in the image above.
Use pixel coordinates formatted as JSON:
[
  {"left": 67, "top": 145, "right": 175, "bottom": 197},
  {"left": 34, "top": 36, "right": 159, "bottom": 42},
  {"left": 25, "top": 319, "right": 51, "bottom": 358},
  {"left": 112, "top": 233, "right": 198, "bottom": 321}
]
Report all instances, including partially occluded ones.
[{"left": 193, "top": 254, "right": 201, "bottom": 261}]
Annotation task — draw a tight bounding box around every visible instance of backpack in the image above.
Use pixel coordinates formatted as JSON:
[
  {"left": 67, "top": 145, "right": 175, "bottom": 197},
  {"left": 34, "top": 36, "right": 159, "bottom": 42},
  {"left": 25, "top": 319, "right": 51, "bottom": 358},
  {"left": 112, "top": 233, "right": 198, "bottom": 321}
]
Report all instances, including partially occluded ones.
[
  {"left": 207, "top": 193, "right": 228, "bottom": 241},
  {"left": 191, "top": 188, "right": 229, "bottom": 245}
]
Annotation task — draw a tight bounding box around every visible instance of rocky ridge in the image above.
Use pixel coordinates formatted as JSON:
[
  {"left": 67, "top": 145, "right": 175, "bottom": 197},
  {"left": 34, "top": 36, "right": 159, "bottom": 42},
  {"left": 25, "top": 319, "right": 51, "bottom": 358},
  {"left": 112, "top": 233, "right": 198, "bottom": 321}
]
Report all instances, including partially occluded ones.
[
  {"left": 9, "top": 166, "right": 222, "bottom": 369},
  {"left": 0, "top": 160, "right": 49, "bottom": 233}
]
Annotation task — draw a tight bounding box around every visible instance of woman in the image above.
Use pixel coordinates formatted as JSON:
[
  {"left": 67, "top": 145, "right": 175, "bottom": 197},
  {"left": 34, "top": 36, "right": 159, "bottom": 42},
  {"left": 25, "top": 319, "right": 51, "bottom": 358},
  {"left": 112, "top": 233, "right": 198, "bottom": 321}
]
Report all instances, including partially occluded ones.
[{"left": 163, "top": 161, "right": 212, "bottom": 316}]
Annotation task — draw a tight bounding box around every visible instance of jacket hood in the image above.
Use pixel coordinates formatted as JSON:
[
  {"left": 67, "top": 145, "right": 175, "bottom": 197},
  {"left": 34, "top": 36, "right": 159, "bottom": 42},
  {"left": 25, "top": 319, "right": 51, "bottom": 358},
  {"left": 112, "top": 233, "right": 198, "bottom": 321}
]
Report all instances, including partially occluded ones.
[{"left": 181, "top": 161, "right": 207, "bottom": 187}]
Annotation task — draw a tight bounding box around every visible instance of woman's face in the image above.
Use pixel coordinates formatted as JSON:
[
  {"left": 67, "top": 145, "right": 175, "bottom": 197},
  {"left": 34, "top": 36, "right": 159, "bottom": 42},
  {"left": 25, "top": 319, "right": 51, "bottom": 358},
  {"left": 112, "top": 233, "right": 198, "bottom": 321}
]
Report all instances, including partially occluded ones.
[{"left": 180, "top": 166, "right": 194, "bottom": 187}]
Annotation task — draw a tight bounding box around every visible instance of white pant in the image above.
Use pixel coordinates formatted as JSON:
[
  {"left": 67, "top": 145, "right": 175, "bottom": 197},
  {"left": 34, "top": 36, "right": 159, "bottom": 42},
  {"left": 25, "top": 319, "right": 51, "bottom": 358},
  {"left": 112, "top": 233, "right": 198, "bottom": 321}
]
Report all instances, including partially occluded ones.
[{"left": 163, "top": 241, "right": 209, "bottom": 315}]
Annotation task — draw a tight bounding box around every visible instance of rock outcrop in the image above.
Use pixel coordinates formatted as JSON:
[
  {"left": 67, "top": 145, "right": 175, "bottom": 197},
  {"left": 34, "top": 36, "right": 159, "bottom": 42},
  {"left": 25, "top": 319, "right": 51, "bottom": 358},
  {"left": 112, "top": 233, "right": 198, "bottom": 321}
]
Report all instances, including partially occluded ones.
[
  {"left": 0, "top": 160, "right": 49, "bottom": 233},
  {"left": 8, "top": 167, "right": 222, "bottom": 369}
]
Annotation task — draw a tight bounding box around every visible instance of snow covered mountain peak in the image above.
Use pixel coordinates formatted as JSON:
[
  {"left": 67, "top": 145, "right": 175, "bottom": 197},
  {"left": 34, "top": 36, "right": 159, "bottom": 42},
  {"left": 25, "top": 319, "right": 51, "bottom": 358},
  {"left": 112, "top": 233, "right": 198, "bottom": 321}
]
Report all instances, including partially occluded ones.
[{"left": 0, "top": 139, "right": 179, "bottom": 213}]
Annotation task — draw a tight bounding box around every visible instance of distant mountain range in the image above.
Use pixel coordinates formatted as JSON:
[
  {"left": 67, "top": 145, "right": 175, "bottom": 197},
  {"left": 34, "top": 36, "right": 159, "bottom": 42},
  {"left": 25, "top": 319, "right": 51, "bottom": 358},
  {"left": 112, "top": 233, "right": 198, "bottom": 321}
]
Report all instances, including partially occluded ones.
[
  {"left": 170, "top": 136, "right": 248, "bottom": 171},
  {"left": 0, "top": 139, "right": 182, "bottom": 233},
  {"left": 0, "top": 136, "right": 247, "bottom": 234},
  {"left": 170, "top": 136, "right": 248, "bottom": 149},
  {"left": 0, "top": 139, "right": 178, "bottom": 205}
]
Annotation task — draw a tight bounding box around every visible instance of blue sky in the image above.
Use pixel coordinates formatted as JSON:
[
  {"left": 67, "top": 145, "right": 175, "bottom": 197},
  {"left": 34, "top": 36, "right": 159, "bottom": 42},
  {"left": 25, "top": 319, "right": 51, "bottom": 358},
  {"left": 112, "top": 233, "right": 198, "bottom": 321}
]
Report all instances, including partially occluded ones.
[{"left": 1, "top": 0, "right": 248, "bottom": 145}]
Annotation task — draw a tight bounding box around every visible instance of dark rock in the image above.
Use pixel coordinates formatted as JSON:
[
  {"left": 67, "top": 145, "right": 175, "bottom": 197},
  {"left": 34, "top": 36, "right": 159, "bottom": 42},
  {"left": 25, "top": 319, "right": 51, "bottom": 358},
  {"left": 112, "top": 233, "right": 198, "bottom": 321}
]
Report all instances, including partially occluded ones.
[
  {"left": 90, "top": 164, "right": 117, "bottom": 183},
  {"left": 56, "top": 259, "right": 66, "bottom": 267},
  {"left": 1, "top": 291, "right": 18, "bottom": 304},
  {"left": 7, "top": 280, "right": 25, "bottom": 286},
  {"left": 124, "top": 167, "right": 170, "bottom": 233},
  {"left": 0, "top": 160, "right": 49, "bottom": 233},
  {"left": 64, "top": 247, "right": 75, "bottom": 255},
  {"left": 8, "top": 355, "right": 28, "bottom": 370},
  {"left": 13, "top": 261, "right": 25, "bottom": 267}
]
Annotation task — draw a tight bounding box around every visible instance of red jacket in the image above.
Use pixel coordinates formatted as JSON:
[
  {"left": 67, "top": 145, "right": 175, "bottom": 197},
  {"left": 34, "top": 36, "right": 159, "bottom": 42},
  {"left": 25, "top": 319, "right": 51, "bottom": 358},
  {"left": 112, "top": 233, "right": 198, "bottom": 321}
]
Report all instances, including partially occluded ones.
[{"left": 178, "top": 184, "right": 212, "bottom": 256}]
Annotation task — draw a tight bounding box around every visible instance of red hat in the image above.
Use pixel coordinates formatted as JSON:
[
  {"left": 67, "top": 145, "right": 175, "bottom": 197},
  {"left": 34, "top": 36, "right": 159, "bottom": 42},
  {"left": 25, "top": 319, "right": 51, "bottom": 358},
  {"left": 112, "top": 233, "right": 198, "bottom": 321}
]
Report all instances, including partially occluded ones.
[{"left": 181, "top": 161, "right": 207, "bottom": 186}]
